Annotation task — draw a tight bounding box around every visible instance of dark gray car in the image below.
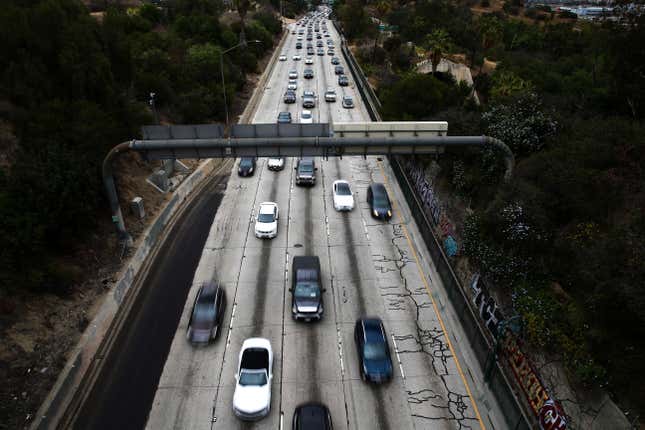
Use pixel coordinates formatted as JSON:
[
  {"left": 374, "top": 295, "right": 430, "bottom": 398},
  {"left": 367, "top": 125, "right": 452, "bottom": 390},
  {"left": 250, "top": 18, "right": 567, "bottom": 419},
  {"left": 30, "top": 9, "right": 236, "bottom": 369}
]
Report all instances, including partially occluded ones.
[{"left": 187, "top": 282, "right": 226, "bottom": 344}]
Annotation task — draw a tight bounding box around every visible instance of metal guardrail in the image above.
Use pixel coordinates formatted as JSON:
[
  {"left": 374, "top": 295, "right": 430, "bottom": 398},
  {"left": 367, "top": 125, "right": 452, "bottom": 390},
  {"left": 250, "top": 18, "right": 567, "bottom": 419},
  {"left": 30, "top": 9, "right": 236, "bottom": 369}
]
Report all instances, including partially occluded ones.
[{"left": 334, "top": 17, "right": 532, "bottom": 429}]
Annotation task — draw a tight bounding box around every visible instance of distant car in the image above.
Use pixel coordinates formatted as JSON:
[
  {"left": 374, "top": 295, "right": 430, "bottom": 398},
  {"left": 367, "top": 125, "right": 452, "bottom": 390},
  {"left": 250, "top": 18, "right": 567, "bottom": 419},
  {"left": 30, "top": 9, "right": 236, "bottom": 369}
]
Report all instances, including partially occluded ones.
[
  {"left": 288, "top": 79, "right": 297, "bottom": 90},
  {"left": 367, "top": 183, "right": 392, "bottom": 220},
  {"left": 291, "top": 30, "right": 296, "bottom": 34},
  {"left": 238, "top": 157, "right": 256, "bottom": 177},
  {"left": 277, "top": 111, "right": 292, "bottom": 123},
  {"left": 284, "top": 90, "right": 297, "bottom": 104},
  {"left": 292, "top": 403, "right": 333, "bottom": 430},
  {"left": 334, "top": 65, "right": 344, "bottom": 75},
  {"left": 342, "top": 96, "right": 354, "bottom": 108},
  {"left": 296, "top": 42, "right": 302, "bottom": 49},
  {"left": 305, "top": 57, "right": 314, "bottom": 65},
  {"left": 307, "top": 48, "right": 315, "bottom": 56},
  {"left": 354, "top": 317, "right": 393, "bottom": 383},
  {"left": 317, "top": 40, "right": 323, "bottom": 47},
  {"left": 289, "top": 70, "right": 298, "bottom": 79},
  {"left": 327, "top": 49, "right": 334, "bottom": 56},
  {"left": 255, "top": 202, "right": 279, "bottom": 239},
  {"left": 324, "top": 33, "right": 330, "bottom": 37},
  {"left": 316, "top": 34, "right": 322, "bottom": 39},
  {"left": 233, "top": 338, "right": 273, "bottom": 420},
  {"left": 338, "top": 75, "right": 349, "bottom": 86},
  {"left": 186, "top": 282, "right": 226, "bottom": 344},
  {"left": 332, "top": 180, "right": 354, "bottom": 211},
  {"left": 302, "top": 90, "right": 316, "bottom": 108},
  {"left": 267, "top": 157, "right": 285, "bottom": 171},
  {"left": 317, "top": 48, "right": 324, "bottom": 56},
  {"left": 279, "top": 54, "right": 287, "bottom": 61},
  {"left": 293, "top": 55, "right": 301, "bottom": 61},
  {"left": 304, "top": 68, "right": 314, "bottom": 79},
  {"left": 300, "top": 110, "right": 313, "bottom": 124},
  {"left": 297, "top": 36, "right": 303, "bottom": 41},
  {"left": 324, "top": 88, "right": 336, "bottom": 102},
  {"left": 331, "top": 57, "right": 340, "bottom": 65}
]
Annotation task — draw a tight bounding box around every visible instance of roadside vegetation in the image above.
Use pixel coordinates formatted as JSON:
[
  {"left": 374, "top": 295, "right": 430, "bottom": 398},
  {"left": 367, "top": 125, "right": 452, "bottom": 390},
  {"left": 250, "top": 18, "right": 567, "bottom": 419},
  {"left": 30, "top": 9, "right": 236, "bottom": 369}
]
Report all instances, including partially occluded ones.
[
  {"left": 0, "top": 0, "right": 294, "bottom": 426},
  {"left": 335, "top": 0, "right": 645, "bottom": 417}
]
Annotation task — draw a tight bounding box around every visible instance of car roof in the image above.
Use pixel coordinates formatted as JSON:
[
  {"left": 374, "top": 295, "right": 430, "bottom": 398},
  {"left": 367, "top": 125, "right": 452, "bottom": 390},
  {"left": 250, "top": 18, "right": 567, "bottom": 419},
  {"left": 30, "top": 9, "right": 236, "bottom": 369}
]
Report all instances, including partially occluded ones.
[
  {"left": 197, "top": 281, "right": 219, "bottom": 303},
  {"left": 295, "top": 402, "right": 330, "bottom": 429},
  {"left": 259, "top": 202, "right": 277, "bottom": 214}
]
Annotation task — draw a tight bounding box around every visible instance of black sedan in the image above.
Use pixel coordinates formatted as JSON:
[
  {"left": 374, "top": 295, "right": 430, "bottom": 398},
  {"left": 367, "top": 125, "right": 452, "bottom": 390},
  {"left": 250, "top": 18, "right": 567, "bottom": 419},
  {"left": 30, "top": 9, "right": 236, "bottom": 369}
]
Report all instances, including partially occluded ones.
[
  {"left": 338, "top": 75, "right": 349, "bottom": 86},
  {"left": 187, "top": 282, "right": 226, "bottom": 344},
  {"left": 238, "top": 157, "right": 256, "bottom": 177},
  {"left": 292, "top": 403, "right": 332, "bottom": 430},
  {"left": 354, "top": 317, "right": 393, "bottom": 383},
  {"left": 367, "top": 183, "right": 392, "bottom": 220}
]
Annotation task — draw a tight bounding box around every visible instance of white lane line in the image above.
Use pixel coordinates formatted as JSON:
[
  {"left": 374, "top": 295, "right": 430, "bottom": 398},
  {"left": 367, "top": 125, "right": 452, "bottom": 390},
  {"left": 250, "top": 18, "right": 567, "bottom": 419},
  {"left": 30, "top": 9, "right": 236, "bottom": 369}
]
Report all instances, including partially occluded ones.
[
  {"left": 361, "top": 218, "right": 370, "bottom": 241},
  {"left": 279, "top": 412, "right": 284, "bottom": 430},
  {"left": 391, "top": 333, "right": 406, "bottom": 381},
  {"left": 226, "top": 303, "right": 236, "bottom": 348},
  {"left": 337, "top": 328, "right": 345, "bottom": 377}
]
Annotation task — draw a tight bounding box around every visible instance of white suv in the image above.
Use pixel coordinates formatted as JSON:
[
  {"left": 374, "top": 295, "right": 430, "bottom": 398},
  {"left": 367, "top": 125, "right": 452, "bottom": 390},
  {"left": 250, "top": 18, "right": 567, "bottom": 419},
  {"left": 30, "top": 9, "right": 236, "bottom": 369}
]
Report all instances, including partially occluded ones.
[
  {"left": 300, "top": 110, "right": 313, "bottom": 124},
  {"left": 255, "top": 202, "right": 279, "bottom": 238}
]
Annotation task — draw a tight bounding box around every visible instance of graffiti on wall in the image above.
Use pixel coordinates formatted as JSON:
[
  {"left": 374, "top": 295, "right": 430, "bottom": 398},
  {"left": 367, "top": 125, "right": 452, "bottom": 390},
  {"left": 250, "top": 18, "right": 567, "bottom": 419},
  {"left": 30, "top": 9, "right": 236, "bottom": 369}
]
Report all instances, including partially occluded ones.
[
  {"left": 469, "top": 274, "right": 504, "bottom": 334},
  {"left": 399, "top": 157, "right": 456, "bottom": 253}
]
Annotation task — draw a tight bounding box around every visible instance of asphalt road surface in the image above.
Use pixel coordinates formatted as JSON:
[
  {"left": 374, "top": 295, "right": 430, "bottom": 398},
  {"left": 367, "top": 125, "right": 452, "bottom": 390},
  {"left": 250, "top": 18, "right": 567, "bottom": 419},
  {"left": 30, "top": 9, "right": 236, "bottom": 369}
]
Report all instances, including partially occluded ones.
[{"left": 145, "top": 13, "right": 505, "bottom": 430}]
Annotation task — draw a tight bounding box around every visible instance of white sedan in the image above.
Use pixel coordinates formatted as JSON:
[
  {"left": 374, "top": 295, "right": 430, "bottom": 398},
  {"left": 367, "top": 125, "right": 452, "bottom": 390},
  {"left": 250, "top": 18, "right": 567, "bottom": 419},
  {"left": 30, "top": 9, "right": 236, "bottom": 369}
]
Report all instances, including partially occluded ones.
[
  {"left": 305, "top": 57, "right": 314, "bottom": 65},
  {"left": 300, "top": 110, "right": 313, "bottom": 124},
  {"left": 332, "top": 180, "right": 354, "bottom": 211},
  {"left": 279, "top": 54, "right": 287, "bottom": 61},
  {"left": 288, "top": 79, "right": 297, "bottom": 90},
  {"left": 255, "top": 202, "right": 279, "bottom": 238},
  {"left": 293, "top": 55, "right": 301, "bottom": 61}
]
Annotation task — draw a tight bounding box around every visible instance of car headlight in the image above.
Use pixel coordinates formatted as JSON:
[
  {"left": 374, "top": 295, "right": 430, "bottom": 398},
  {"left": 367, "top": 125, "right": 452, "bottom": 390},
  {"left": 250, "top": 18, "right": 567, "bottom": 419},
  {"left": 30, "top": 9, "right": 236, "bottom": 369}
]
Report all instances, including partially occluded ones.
[
  {"left": 373, "top": 209, "right": 379, "bottom": 217},
  {"left": 387, "top": 210, "right": 392, "bottom": 217},
  {"left": 249, "top": 167, "right": 253, "bottom": 173}
]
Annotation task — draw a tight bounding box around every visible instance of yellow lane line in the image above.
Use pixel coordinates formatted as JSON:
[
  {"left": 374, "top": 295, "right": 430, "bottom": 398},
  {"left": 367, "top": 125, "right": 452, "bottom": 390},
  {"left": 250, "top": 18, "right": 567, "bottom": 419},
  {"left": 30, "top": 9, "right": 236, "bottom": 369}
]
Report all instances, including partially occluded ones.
[{"left": 377, "top": 159, "right": 487, "bottom": 430}]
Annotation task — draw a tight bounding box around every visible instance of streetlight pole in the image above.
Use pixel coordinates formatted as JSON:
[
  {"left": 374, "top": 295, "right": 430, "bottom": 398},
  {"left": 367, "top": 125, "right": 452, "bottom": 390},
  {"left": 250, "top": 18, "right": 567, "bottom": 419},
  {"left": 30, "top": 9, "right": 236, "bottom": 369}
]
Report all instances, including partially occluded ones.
[{"left": 220, "top": 39, "right": 262, "bottom": 130}]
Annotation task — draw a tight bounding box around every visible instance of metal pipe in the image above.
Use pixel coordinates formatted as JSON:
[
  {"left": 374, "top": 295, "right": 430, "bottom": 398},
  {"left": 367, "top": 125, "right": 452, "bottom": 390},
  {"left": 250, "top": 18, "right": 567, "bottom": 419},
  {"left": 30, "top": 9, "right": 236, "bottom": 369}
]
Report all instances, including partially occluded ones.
[{"left": 102, "top": 141, "right": 134, "bottom": 246}]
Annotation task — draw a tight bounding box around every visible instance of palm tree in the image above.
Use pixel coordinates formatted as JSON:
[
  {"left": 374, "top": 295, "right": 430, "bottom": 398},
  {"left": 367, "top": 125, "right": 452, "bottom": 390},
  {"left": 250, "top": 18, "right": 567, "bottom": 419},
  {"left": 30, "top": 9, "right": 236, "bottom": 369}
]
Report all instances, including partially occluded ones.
[
  {"left": 424, "top": 28, "right": 452, "bottom": 74},
  {"left": 235, "top": 0, "right": 251, "bottom": 44}
]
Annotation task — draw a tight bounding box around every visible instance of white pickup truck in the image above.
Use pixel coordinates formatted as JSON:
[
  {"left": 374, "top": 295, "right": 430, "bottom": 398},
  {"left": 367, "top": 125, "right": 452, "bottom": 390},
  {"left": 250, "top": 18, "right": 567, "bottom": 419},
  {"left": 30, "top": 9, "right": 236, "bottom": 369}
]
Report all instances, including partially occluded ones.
[{"left": 233, "top": 338, "right": 273, "bottom": 420}]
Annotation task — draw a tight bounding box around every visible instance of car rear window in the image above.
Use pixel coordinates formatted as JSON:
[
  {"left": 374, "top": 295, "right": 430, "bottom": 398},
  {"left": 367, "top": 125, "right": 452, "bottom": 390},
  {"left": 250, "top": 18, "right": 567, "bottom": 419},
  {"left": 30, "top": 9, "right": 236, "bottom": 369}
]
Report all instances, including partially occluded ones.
[{"left": 336, "top": 183, "right": 351, "bottom": 195}]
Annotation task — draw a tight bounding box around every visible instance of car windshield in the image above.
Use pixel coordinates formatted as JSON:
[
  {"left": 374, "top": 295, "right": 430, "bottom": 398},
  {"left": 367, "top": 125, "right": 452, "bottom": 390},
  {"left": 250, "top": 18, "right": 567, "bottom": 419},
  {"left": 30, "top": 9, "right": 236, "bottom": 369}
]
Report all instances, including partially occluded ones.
[
  {"left": 302, "top": 112, "right": 312, "bottom": 119},
  {"left": 239, "top": 369, "right": 267, "bottom": 386},
  {"left": 336, "top": 183, "right": 351, "bottom": 195},
  {"left": 240, "top": 159, "right": 253, "bottom": 168},
  {"left": 363, "top": 342, "right": 387, "bottom": 360},
  {"left": 299, "top": 163, "right": 314, "bottom": 172},
  {"left": 294, "top": 282, "right": 320, "bottom": 300},
  {"left": 258, "top": 211, "right": 275, "bottom": 223}
]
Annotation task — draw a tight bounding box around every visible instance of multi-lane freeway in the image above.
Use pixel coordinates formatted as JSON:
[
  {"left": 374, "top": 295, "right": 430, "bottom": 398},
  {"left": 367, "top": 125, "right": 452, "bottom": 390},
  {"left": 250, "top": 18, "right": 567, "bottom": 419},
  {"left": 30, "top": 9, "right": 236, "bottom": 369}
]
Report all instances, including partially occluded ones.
[{"left": 77, "top": 9, "right": 505, "bottom": 430}]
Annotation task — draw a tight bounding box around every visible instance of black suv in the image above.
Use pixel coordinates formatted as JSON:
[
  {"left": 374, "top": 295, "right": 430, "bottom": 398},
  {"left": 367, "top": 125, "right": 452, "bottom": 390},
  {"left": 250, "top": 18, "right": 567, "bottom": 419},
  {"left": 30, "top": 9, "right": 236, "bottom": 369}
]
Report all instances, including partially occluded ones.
[
  {"left": 334, "top": 65, "right": 344, "bottom": 75},
  {"left": 295, "top": 157, "right": 317, "bottom": 185},
  {"left": 367, "top": 183, "right": 392, "bottom": 220},
  {"left": 290, "top": 256, "right": 324, "bottom": 321},
  {"left": 284, "top": 90, "right": 297, "bottom": 104},
  {"left": 338, "top": 75, "right": 349, "bottom": 86},
  {"left": 304, "top": 68, "right": 314, "bottom": 79}
]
